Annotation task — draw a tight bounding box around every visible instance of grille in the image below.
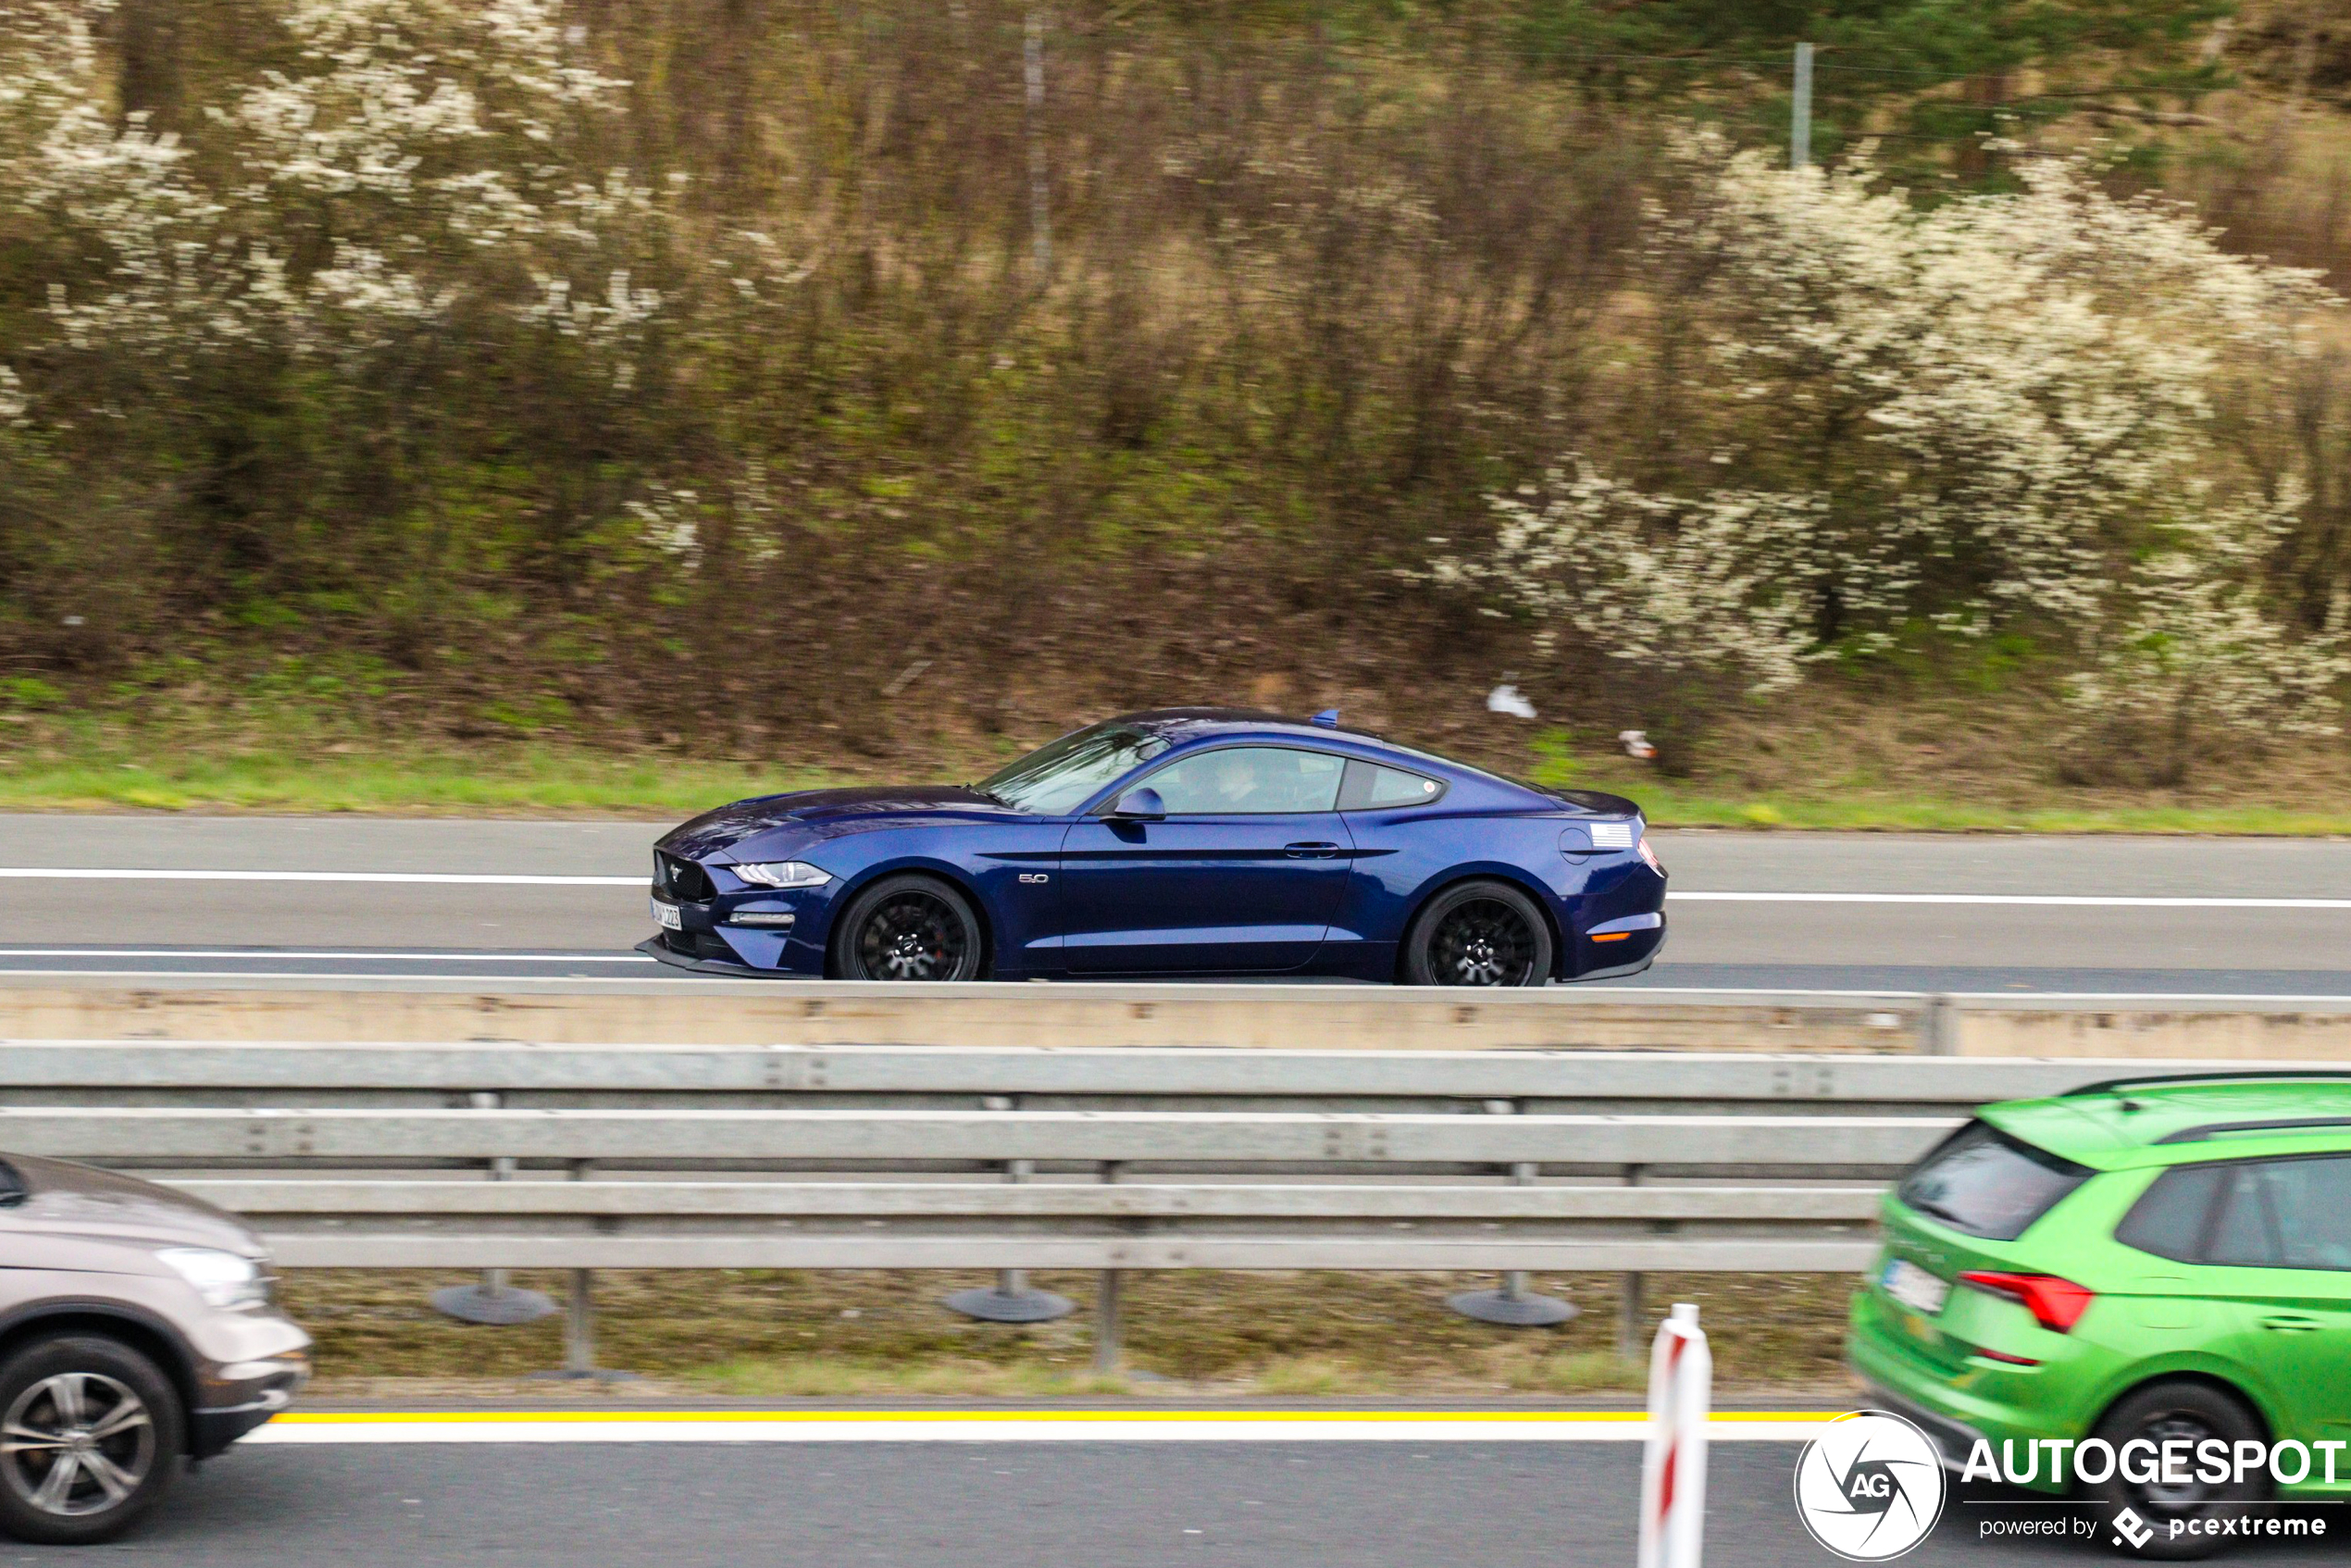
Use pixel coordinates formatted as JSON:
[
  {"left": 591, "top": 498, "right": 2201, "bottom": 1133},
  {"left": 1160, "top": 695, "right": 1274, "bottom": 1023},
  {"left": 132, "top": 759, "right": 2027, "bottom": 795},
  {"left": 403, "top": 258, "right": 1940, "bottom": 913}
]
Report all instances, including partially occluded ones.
[
  {"left": 659, "top": 928, "right": 740, "bottom": 964},
  {"left": 654, "top": 851, "right": 716, "bottom": 902}
]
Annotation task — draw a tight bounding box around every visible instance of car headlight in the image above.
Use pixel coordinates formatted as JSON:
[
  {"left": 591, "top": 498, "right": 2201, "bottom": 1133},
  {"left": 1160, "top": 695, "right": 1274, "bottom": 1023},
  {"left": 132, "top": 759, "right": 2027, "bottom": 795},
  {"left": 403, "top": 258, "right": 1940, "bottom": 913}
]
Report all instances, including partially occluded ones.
[
  {"left": 730, "top": 861, "right": 833, "bottom": 890},
  {"left": 156, "top": 1247, "right": 270, "bottom": 1312}
]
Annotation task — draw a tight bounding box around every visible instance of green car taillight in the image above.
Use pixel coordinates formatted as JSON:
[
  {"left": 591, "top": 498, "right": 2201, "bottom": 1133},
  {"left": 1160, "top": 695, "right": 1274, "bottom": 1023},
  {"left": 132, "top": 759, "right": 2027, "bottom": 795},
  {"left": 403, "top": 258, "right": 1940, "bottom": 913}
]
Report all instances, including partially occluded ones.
[{"left": 1958, "top": 1271, "right": 2096, "bottom": 1332}]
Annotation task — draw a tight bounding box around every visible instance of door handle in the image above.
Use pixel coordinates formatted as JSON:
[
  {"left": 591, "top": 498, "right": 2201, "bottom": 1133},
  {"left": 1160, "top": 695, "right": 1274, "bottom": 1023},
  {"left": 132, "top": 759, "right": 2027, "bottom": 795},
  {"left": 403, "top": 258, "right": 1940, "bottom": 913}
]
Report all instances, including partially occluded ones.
[
  {"left": 2260, "top": 1314, "right": 2323, "bottom": 1333},
  {"left": 1284, "top": 841, "right": 1341, "bottom": 859}
]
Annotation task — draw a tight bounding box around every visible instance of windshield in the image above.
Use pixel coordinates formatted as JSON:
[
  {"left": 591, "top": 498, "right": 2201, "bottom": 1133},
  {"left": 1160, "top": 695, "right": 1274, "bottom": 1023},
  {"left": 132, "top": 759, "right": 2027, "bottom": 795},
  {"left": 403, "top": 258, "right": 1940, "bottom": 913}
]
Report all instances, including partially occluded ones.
[{"left": 977, "top": 722, "right": 1170, "bottom": 815}]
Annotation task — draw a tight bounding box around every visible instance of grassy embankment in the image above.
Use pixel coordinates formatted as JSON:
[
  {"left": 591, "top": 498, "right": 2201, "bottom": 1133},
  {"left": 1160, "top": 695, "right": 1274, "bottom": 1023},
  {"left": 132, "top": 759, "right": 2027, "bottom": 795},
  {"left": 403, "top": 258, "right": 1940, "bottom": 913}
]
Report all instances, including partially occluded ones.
[
  {"left": 287, "top": 1269, "right": 1857, "bottom": 1402},
  {"left": 6, "top": 714, "right": 2350, "bottom": 832}
]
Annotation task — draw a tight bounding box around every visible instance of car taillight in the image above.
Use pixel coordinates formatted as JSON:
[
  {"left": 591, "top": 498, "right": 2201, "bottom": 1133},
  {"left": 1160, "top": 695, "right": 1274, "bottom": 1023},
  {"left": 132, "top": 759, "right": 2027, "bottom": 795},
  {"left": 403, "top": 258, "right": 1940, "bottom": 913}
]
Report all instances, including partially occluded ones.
[
  {"left": 1959, "top": 1271, "right": 2095, "bottom": 1332},
  {"left": 1636, "top": 837, "right": 1663, "bottom": 875}
]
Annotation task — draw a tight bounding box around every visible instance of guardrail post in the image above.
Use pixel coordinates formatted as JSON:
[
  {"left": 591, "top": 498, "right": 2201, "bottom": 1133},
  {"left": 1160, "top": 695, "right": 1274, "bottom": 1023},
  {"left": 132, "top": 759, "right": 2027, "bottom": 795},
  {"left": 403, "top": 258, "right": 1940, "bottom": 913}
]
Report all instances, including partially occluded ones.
[
  {"left": 430, "top": 1091, "right": 554, "bottom": 1326},
  {"left": 1618, "top": 1163, "right": 1646, "bottom": 1363},
  {"left": 946, "top": 1098, "right": 1075, "bottom": 1324},
  {"left": 531, "top": 1161, "right": 636, "bottom": 1383},
  {"left": 1093, "top": 1161, "right": 1125, "bottom": 1375},
  {"left": 1448, "top": 1101, "right": 1575, "bottom": 1327},
  {"left": 1922, "top": 992, "right": 1958, "bottom": 1055}
]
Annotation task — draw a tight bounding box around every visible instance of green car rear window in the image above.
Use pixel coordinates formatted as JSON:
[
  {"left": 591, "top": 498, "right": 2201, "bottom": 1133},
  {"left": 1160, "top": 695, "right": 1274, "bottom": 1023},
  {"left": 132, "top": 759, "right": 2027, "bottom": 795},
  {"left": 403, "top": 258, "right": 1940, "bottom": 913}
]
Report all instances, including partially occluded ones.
[{"left": 1896, "top": 1121, "right": 2093, "bottom": 1241}]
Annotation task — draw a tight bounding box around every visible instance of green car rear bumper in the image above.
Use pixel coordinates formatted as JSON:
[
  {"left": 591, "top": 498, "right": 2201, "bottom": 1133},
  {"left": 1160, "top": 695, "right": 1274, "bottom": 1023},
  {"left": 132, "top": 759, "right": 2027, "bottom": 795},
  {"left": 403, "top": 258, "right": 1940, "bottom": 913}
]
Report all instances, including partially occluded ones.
[{"left": 1847, "top": 1286, "right": 2105, "bottom": 1494}]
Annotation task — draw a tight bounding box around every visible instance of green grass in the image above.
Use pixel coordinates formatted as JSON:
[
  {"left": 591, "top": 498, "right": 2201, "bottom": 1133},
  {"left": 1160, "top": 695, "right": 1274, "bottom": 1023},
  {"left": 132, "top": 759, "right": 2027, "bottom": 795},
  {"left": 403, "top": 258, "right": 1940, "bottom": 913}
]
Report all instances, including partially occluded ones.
[
  {"left": 3, "top": 736, "right": 2350, "bottom": 832},
  {"left": 0, "top": 743, "right": 848, "bottom": 817},
  {"left": 1614, "top": 784, "right": 2351, "bottom": 837},
  {"left": 6, "top": 719, "right": 2351, "bottom": 831}
]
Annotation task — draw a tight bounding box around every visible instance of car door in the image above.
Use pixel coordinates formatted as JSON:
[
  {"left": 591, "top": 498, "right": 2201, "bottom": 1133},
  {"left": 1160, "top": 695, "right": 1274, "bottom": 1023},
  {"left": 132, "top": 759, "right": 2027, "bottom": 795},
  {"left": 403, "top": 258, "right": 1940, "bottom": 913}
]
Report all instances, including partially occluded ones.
[
  {"left": 2191, "top": 1154, "right": 2351, "bottom": 1453},
  {"left": 1056, "top": 745, "right": 1352, "bottom": 974}
]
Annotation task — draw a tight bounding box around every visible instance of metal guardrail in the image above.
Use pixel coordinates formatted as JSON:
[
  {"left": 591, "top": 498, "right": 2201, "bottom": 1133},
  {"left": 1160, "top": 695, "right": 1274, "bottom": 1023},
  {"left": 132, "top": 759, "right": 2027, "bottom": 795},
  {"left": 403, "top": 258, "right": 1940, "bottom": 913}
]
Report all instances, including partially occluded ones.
[{"left": 0, "top": 1040, "right": 2242, "bottom": 1368}]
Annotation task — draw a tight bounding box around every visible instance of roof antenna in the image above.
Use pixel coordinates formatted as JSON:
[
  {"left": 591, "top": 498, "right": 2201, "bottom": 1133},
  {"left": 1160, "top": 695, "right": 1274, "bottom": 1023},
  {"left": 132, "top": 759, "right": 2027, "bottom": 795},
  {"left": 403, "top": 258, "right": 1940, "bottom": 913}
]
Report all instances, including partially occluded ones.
[{"left": 1311, "top": 708, "right": 1340, "bottom": 728}]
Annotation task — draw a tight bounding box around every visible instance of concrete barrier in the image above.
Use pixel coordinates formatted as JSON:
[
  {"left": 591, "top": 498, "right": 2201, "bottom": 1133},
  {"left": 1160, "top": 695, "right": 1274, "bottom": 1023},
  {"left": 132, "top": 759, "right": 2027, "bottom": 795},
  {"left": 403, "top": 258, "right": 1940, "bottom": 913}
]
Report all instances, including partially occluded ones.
[
  {"left": 6, "top": 977, "right": 2351, "bottom": 1058},
  {"left": 0, "top": 978, "right": 1927, "bottom": 1052}
]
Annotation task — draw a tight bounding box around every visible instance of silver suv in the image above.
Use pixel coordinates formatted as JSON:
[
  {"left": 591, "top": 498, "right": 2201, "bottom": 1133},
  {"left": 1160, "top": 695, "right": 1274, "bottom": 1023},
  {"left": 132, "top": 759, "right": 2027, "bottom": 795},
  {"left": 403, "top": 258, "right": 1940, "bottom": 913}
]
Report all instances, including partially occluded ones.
[{"left": 0, "top": 1154, "right": 310, "bottom": 1544}]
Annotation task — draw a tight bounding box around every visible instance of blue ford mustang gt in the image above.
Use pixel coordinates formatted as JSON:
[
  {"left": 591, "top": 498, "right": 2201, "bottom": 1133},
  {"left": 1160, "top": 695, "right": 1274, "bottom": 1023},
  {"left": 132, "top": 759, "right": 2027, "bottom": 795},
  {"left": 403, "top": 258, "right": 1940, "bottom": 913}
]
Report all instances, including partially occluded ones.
[{"left": 641, "top": 709, "right": 1667, "bottom": 985}]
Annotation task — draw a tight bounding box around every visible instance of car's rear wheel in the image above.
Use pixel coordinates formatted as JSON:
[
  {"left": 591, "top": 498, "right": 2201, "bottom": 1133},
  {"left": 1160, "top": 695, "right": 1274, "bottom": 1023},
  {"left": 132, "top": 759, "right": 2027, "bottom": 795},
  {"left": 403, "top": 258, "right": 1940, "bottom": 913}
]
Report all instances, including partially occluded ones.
[
  {"left": 0, "top": 1335, "right": 183, "bottom": 1546},
  {"left": 2081, "top": 1380, "right": 2267, "bottom": 1561},
  {"left": 1402, "top": 879, "right": 1553, "bottom": 987},
  {"left": 834, "top": 875, "right": 987, "bottom": 981}
]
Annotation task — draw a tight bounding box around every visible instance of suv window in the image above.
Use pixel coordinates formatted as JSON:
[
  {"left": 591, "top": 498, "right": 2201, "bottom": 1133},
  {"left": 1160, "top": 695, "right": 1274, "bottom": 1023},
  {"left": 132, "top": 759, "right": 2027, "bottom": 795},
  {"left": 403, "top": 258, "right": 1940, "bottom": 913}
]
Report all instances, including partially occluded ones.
[
  {"left": 2115, "top": 1164, "right": 2229, "bottom": 1263},
  {"left": 1139, "top": 747, "right": 1344, "bottom": 815},
  {"left": 2203, "top": 1157, "right": 2351, "bottom": 1272},
  {"left": 1897, "top": 1121, "right": 2093, "bottom": 1241},
  {"left": 2115, "top": 1155, "right": 2351, "bottom": 1271}
]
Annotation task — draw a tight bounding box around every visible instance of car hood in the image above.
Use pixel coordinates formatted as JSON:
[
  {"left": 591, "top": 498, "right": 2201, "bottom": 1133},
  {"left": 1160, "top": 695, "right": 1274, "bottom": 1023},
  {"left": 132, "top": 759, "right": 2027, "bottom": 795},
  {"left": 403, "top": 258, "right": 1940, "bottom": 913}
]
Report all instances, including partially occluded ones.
[
  {"left": 660, "top": 785, "right": 1026, "bottom": 859},
  {"left": 0, "top": 1154, "right": 267, "bottom": 1257}
]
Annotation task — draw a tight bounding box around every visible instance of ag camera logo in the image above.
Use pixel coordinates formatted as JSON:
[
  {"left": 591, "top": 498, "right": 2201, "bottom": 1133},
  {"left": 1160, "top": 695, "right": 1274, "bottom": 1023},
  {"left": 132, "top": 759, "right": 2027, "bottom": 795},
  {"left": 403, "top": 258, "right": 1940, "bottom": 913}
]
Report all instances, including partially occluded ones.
[{"left": 1793, "top": 1412, "right": 1948, "bottom": 1561}]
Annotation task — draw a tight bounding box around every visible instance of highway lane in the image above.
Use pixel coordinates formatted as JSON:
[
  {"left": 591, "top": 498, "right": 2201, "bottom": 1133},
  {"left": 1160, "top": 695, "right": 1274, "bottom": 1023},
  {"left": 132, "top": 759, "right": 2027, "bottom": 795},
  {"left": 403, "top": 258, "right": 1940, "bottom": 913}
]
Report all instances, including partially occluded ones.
[
  {"left": 2, "top": 815, "right": 2347, "bottom": 991},
  {"left": 2, "top": 1435, "right": 2332, "bottom": 1566}
]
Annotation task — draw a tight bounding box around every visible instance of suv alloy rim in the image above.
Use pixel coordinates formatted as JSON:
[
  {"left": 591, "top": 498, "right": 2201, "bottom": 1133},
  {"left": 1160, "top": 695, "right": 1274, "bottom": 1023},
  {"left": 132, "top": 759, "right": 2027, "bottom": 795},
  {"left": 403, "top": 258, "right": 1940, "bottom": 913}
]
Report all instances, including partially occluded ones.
[{"left": 2, "top": 1373, "right": 155, "bottom": 1517}]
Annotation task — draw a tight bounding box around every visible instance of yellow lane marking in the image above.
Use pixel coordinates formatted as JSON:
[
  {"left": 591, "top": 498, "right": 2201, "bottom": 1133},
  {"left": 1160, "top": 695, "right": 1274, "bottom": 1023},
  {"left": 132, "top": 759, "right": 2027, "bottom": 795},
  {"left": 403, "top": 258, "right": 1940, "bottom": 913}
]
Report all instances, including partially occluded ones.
[{"left": 277, "top": 1409, "right": 1844, "bottom": 1426}]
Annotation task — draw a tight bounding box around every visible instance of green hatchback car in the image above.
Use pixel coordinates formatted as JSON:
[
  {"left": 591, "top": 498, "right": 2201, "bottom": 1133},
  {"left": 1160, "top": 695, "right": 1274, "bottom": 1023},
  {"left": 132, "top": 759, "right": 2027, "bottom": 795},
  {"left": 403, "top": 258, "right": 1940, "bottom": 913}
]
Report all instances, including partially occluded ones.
[{"left": 1850, "top": 1073, "right": 2351, "bottom": 1558}]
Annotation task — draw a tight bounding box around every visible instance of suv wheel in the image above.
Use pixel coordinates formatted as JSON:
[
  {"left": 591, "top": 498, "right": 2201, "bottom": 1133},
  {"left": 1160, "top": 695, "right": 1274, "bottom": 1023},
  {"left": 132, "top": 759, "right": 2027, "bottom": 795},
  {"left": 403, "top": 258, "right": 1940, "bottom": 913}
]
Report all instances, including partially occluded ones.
[
  {"left": 2082, "top": 1380, "right": 2266, "bottom": 1562},
  {"left": 0, "top": 1336, "right": 183, "bottom": 1545}
]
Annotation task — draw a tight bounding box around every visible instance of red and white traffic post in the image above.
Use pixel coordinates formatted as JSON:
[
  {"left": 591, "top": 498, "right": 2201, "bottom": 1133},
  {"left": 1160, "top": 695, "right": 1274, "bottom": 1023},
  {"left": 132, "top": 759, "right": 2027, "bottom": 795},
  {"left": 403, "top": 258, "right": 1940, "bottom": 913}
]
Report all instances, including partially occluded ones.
[{"left": 1637, "top": 1301, "right": 1711, "bottom": 1568}]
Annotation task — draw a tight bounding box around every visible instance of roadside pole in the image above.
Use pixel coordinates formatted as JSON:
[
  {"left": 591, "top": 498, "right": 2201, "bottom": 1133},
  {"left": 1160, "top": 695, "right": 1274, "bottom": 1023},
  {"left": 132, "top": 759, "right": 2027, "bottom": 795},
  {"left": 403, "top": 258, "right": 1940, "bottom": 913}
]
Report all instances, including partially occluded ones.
[{"left": 1636, "top": 1302, "right": 1711, "bottom": 1568}]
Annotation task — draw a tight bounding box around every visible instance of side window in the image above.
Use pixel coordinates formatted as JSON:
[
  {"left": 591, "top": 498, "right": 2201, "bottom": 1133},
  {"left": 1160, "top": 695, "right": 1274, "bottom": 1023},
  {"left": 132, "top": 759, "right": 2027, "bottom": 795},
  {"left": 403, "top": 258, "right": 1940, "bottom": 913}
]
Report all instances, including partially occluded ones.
[
  {"left": 2114, "top": 1164, "right": 2228, "bottom": 1263},
  {"left": 1338, "top": 761, "right": 1446, "bottom": 811},
  {"left": 1140, "top": 748, "right": 1344, "bottom": 815},
  {"left": 2205, "top": 1165, "right": 2285, "bottom": 1268},
  {"left": 2255, "top": 1156, "right": 2351, "bottom": 1271}
]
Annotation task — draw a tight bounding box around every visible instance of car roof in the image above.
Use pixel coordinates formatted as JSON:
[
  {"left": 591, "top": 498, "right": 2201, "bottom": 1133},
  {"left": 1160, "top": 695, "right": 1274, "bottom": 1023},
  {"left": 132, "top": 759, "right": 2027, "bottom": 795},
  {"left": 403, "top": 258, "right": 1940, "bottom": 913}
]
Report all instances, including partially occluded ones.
[
  {"left": 1101, "top": 709, "right": 1642, "bottom": 817},
  {"left": 1983, "top": 1075, "right": 2351, "bottom": 1171}
]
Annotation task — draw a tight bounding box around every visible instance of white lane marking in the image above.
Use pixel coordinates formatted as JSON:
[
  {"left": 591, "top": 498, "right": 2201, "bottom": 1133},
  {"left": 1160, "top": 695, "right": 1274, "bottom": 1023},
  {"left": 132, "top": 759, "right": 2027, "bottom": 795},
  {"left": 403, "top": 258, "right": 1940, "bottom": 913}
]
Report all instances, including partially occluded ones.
[
  {"left": 0, "top": 950, "right": 656, "bottom": 963},
  {"left": 0, "top": 970, "right": 701, "bottom": 983},
  {"left": 250, "top": 1415, "right": 1835, "bottom": 1446},
  {"left": 1669, "top": 891, "right": 2351, "bottom": 908},
  {"left": 0, "top": 869, "right": 641, "bottom": 885}
]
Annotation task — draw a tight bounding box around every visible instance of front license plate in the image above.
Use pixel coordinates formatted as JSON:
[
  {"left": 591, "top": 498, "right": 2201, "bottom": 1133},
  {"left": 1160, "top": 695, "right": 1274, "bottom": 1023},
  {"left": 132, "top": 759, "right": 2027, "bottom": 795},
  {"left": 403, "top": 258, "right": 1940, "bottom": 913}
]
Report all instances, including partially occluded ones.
[
  {"left": 1882, "top": 1258, "right": 1950, "bottom": 1317},
  {"left": 651, "top": 897, "right": 682, "bottom": 931}
]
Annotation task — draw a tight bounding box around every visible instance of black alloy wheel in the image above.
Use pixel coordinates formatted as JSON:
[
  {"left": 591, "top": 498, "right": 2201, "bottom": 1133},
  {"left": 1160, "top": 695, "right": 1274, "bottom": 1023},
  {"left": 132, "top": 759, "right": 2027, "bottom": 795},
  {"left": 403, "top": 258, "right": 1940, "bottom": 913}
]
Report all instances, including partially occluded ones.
[
  {"left": 2081, "top": 1381, "right": 2268, "bottom": 1561},
  {"left": 1403, "top": 879, "right": 1554, "bottom": 987},
  {"left": 836, "top": 875, "right": 986, "bottom": 981},
  {"left": 0, "top": 1336, "right": 183, "bottom": 1546}
]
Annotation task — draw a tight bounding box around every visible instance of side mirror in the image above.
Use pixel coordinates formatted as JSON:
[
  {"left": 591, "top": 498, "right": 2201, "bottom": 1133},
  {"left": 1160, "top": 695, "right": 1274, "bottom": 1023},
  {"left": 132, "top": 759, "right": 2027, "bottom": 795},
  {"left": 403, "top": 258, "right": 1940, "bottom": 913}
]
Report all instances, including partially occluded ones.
[{"left": 1109, "top": 786, "right": 1167, "bottom": 821}]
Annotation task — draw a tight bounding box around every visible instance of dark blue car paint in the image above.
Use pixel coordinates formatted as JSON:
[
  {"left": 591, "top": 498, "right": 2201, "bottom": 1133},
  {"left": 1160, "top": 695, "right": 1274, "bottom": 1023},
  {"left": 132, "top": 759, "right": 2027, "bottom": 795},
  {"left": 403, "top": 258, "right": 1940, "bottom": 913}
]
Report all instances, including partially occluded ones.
[{"left": 641, "top": 710, "right": 1668, "bottom": 982}]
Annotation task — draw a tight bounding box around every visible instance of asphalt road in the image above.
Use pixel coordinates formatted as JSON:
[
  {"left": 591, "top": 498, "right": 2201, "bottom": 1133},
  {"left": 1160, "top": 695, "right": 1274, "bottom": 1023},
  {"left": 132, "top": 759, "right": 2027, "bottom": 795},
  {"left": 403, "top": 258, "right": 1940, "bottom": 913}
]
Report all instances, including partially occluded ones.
[
  {"left": 2, "top": 815, "right": 2348, "bottom": 992},
  {"left": 3, "top": 1437, "right": 2332, "bottom": 1566}
]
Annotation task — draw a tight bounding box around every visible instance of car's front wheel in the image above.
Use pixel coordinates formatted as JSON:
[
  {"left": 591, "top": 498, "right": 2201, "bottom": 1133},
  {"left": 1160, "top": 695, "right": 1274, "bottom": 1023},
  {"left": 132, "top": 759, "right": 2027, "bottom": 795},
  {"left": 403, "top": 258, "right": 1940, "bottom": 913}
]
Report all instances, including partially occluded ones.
[
  {"left": 1401, "top": 879, "right": 1554, "bottom": 987},
  {"left": 833, "top": 874, "right": 987, "bottom": 981},
  {"left": 0, "top": 1335, "right": 184, "bottom": 1546},
  {"left": 2081, "top": 1380, "right": 2268, "bottom": 1561}
]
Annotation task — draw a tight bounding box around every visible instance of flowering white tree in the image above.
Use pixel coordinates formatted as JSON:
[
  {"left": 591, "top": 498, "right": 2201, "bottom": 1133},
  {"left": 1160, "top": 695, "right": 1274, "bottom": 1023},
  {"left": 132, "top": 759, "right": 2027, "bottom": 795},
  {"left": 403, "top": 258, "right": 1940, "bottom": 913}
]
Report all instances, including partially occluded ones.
[
  {"left": 1441, "top": 459, "right": 1823, "bottom": 694},
  {"left": 0, "top": 0, "right": 657, "bottom": 367},
  {"left": 1454, "top": 131, "right": 2347, "bottom": 763}
]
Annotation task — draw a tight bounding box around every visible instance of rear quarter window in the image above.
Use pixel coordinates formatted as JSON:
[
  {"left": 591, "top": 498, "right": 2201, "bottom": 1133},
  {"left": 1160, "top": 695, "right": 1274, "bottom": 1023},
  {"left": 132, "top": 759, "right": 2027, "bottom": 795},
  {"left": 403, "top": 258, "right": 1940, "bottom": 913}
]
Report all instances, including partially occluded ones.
[
  {"left": 2114, "top": 1164, "right": 2229, "bottom": 1263},
  {"left": 1896, "top": 1121, "right": 2093, "bottom": 1241},
  {"left": 1338, "top": 760, "right": 1446, "bottom": 811}
]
